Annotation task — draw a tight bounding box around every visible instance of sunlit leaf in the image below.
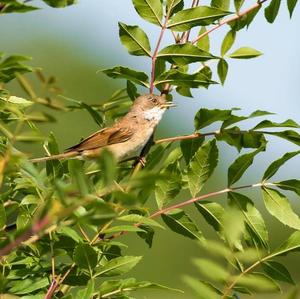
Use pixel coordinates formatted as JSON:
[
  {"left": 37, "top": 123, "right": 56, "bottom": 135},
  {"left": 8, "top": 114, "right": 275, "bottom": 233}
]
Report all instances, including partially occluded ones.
[
  {"left": 157, "top": 43, "right": 215, "bottom": 65},
  {"left": 262, "top": 150, "right": 300, "bottom": 181},
  {"left": 119, "top": 22, "right": 151, "bottom": 56},
  {"left": 221, "top": 30, "right": 236, "bottom": 56},
  {"left": 262, "top": 188, "right": 300, "bottom": 230},
  {"left": 132, "top": 0, "right": 163, "bottom": 26},
  {"left": 95, "top": 256, "right": 142, "bottom": 277},
  {"left": 229, "top": 47, "right": 262, "bottom": 59},
  {"left": 167, "top": 6, "right": 231, "bottom": 31},
  {"left": 229, "top": 192, "right": 269, "bottom": 249},
  {"left": 217, "top": 59, "right": 228, "bottom": 85},
  {"left": 187, "top": 139, "right": 218, "bottom": 196}
]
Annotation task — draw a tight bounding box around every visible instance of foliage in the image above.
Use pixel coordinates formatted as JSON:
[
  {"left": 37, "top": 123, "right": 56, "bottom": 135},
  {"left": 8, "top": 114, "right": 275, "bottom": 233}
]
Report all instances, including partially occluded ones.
[{"left": 1, "top": 0, "right": 300, "bottom": 298}]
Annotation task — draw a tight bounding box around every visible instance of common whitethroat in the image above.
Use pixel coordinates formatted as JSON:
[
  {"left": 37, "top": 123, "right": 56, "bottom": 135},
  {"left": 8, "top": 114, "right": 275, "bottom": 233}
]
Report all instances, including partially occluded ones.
[{"left": 31, "top": 94, "right": 175, "bottom": 163}]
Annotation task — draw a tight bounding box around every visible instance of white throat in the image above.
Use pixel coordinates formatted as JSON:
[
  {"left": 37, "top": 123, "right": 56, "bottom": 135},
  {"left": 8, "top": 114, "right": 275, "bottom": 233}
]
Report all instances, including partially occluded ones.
[{"left": 143, "top": 107, "right": 165, "bottom": 123}]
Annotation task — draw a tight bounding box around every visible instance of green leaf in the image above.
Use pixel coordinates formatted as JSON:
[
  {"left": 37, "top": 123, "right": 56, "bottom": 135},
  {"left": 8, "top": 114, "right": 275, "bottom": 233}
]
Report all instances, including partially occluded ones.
[
  {"left": 73, "top": 243, "right": 98, "bottom": 270},
  {"left": 0, "top": 54, "right": 33, "bottom": 83},
  {"left": 211, "top": 0, "right": 230, "bottom": 10},
  {"left": 229, "top": 47, "right": 262, "bottom": 59},
  {"left": 68, "top": 160, "right": 90, "bottom": 196},
  {"left": 132, "top": 0, "right": 163, "bottom": 26},
  {"left": 275, "top": 179, "right": 300, "bottom": 196},
  {"left": 187, "top": 139, "right": 219, "bottom": 197},
  {"left": 126, "top": 80, "right": 139, "bottom": 101},
  {"left": 265, "top": 130, "right": 300, "bottom": 146},
  {"left": 0, "top": 202, "right": 6, "bottom": 228},
  {"left": 103, "top": 225, "right": 145, "bottom": 234},
  {"left": 235, "top": 272, "right": 280, "bottom": 292},
  {"left": 194, "top": 108, "right": 233, "bottom": 130},
  {"left": 1, "top": 1, "right": 38, "bottom": 13},
  {"left": 217, "top": 59, "right": 228, "bottom": 85},
  {"left": 95, "top": 256, "right": 142, "bottom": 277},
  {"left": 287, "top": 0, "right": 298, "bottom": 17},
  {"left": 157, "top": 43, "right": 215, "bottom": 65},
  {"left": 118, "top": 22, "right": 151, "bottom": 56},
  {"left": 221, "top": 30, "right": 236, "bottom": 56},
  {"left": 5, "top": 95, "right": 33, "bottom": 108},
  {"left": 273, "top": 231, "right": 300, "bottom": 256},
  {"left": 180, "top": 136, "right": 205, "bottom": 164},
  {"left": 221, "top": 207, "right": 245, "bottom": 249},
  {"left": 137, "top": 225, "right": 155, "bottom": 248},
  {"left": 155, "top": 161, "right": 182, "bottom": 208},
  {"left": 57, "top": 226, "right": 83, "bottom": 243},
  {"left": 74, "top": 279, "right": 94, "bottom": 299},
  {"left": 99, "top": 278, "right": 182, "bottom": 297},
  {"left": 42, "top": 0, "right": 76, "bottom": 8},
  {"left": 63, "top": 95, "right": 103, "bottom": 126},
  {"left": 162, "top": 209, "right": 203, "bottom": 240},
  {"left": 234, "top": 0, "right": 245, "bottom": 12},
  {"left": 167, "top": 6, "right": 231, "bottom": 31},
  {"left": 262, "top": 187, "right": 300, "bottom": 230},
  {"left": 8, "top": 277, "right": 49, "bottom": 295},
  {"left": 253, "top": 119, "right": 300, "bottom": 130},
  {"left": 221, "top": 110, "right": 274, "bottom": 129},
  {"left": 183, "top": 276, "right": 222, "bottom": 299},
  {"left": 228, "top": 146, "right": 264, "bottom": 186},
  {"left": 194, "top": 201, "right": 224, "bottom": 234},
  {"left": 96, "top": 149, "right": 117, "bottom": 186},
  {"left": 166, "top": 0, "right": 184, "bottom": 16},
  {"left": 194, "top": 258, "right": 229, "bottom": 282},
  {"left": 221, "top": 130, "right": 266, "bottom": 152},
  {"left": 154, "top": 69, "right": 216, "bottom": 88},
  {"left": 229, "top": 192, "right": 269, "bottom": 249},
  {"left": 265, "top": 0, "right": 281, "bottom": 23},
  {"left": 102, "top": 66, "right": 149, "bottom": 87},
  {"left": 263, "top": 151, "right": 300, "bottom": 181},
  {"left": 197, "top": 27, "right": 210, "bottom": 52},
  {"left": 262, "top": 261, "right": 295, "bottom": 284},
  {"left": 118, "top": 214, "right": 164, "bottom": 229}
]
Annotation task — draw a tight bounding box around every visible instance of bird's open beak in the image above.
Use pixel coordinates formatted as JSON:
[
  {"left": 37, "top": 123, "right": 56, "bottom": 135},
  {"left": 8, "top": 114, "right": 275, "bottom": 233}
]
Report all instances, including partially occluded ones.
[{"left": 160, "top": 102, "right": 177, "bottom": 109}]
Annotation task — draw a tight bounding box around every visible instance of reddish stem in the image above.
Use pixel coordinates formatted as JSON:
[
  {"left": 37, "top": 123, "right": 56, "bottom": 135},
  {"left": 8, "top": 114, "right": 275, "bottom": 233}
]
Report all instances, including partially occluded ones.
[{"left": 191, "top": 0, "right": 269, "bottom": 45}]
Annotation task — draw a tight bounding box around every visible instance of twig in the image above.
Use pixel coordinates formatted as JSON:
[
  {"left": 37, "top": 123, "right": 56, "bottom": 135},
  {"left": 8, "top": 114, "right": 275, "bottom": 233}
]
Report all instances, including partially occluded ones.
[
  {"left": 0, "top": 215, "right": 50, "bottom": 261},
  {"left": 107, "top": 182, "right": 267, "bottom": 240},
  {"left": 149, "top": 8, "right": 172, "bottom": 93},
  {"left": 191, "top": 0, "right": 269, "bottom": 45}
]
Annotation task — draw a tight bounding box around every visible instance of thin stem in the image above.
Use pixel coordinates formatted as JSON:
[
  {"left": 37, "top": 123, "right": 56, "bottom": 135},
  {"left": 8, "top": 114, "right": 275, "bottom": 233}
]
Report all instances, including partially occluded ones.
[
  {"left": 155, "top": 131, "right": 217, "bottom": 144},
  {"left": 107, "top": 182, "right": 266, "bottom": 241},
  {"left": 221, "top": 253, "right": 271, "bottom": 298},
  {"left": 150, "top": 19, "right": 168, "bottom": 94},
  {"left": 191, "top": 0, "right": 269, "bottom": 45}
]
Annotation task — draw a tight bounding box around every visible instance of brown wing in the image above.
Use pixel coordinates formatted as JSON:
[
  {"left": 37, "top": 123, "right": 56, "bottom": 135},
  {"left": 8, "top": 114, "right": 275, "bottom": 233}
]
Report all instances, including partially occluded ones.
[{"left": 65, "top": 127, "right": 133, "bottom": 152}]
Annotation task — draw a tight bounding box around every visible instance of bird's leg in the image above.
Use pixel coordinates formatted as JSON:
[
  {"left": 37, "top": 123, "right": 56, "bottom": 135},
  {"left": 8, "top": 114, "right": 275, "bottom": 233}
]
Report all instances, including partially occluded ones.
[{"left": 133, "top": 133, "right": 155, "bottom": 168}]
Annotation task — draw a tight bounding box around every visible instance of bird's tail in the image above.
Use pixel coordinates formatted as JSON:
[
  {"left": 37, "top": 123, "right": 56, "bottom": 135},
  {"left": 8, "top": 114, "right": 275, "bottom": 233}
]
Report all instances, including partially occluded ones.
[{"left": 30, "top": 151, "right": 78, "bottom": 163}]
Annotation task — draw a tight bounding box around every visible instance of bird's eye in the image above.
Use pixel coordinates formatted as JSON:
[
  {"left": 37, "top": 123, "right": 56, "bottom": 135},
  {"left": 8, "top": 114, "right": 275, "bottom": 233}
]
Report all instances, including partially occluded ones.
[{"left": 151, "top": 97, "right": 157, "bottom": 103}]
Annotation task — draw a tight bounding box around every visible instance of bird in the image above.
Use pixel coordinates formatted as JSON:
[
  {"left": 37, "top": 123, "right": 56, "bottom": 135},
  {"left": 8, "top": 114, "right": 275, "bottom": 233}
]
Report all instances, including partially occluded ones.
[{"left": 30, "top": 94, "right": 175, "bottom": 163}]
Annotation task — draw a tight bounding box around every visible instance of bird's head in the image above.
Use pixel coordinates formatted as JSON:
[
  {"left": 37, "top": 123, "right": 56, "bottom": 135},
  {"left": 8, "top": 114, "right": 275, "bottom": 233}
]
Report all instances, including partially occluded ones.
[{"left": 130, "top": 94, "right": 176, "bottom": 123}]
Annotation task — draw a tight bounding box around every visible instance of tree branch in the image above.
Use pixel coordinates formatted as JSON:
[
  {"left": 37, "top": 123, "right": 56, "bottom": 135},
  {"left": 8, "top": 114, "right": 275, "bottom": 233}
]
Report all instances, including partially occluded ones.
[{"left": 191, "top": 0, "right": 269, "bottom": 45}]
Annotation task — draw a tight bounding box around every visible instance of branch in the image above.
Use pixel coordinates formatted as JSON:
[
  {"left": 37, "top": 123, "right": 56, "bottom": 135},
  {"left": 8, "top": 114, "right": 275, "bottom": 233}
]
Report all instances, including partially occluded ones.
[
  {"left": 149, "top": 18, "right": 169, "bottom": 94},
  {"left": 0, "top": 215, "right": 50, "bottom": 261},
  {"left": 221, "top": 252, "right": 272, "bottom": 298},
  {"left": 154, "top": 131, "right": 217, "bottom": 144},
  {"left": 107, "top": 182, "right": 269, "bottom": 240},
  {"left": 191, "top": 0, "right": 269, "bottom": 45}
]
